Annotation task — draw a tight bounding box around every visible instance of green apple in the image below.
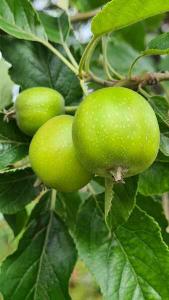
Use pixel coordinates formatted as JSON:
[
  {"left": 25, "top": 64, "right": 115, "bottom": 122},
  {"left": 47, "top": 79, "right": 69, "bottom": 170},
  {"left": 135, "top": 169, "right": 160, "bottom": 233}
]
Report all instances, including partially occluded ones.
[
  {"left": 15, "top": 87, "right": 64, "bottom": 136},
  {"left": 72, "top": 87, "right": 160, "bottom": 179},
  {"left": 29, "top": 115, "right": 92, "bottom": 192}
]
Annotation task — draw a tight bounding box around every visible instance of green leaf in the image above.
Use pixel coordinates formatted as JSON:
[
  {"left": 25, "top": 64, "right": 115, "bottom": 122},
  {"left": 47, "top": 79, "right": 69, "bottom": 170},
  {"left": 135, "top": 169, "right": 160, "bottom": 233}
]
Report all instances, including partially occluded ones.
[
  {"left": 143, "top": 32, "right": 169, "bottom": 56},
  {"left": 0, "top": 36, "right": 82, "bottom": 105},
  {"left": 0, "top": 0, "right": 47, "bottom": 41},
  {"left": 148, "top": 96, "right": 169, "bottom": 127},
  {"left": 71, "top": 0, "right": 109, "bottom": 12},
  {"left": 89, "top": 178, "right": 105, "bottom": 195},
  {"left": 4, "top": 209, "right": 28, "bottom": 236},
  {"left": 107, "top": 176, "right": 138, "bottom": 230},
  {"left": 0, "top": 58, "right": 13, "bottom": 109},
  {"left": 91, "top": 0, "right": 169, "bottom": 37},
  {"left": 0, "top": 169, "right": 40, "bottom": 214},
  {"left": 0, "top": 193, "right": 77, "bottom": 300},
  {"left": 56, "top": 181, "right": 104, "bottom": 225},
  {"left": 137, "top": 193, "right": 169, "bottom": 245},
  {"left": 107, "top": 36, "right": 154, "bottom": 76},
  {"left": 144, "top": 14, "right": 165, "bottom": 31},
  {"left": 104, "top": 177, "right": 114, "bottom": 228},
  {"left": 159, "top": 56, "right": 169, "bottom": 72},
  {"left": 56, "top": 191, "right": 83, "bottom": 232},
  {"left": 116, "top": 22, "right": 146, "bottom": 51},
  {"left": 0, "top": 217, "right": 15, "bottom": 263},
  {"left": 75, "top": 198, "right": 169, "bottom": 299},
  {"left": 91, "top": 37, "right": 154, "bottom": 80},
  {"left": 0, "top": 115, "right": 29, "bottom": 170},
  {"left": 39, "top": 11, "right": 70, "bottom": 45},
  {"left": 157, "top": 151, "right": 169, "bottom": 163},
  {"left": 138, "top": 162, "right": 169, "bottom": 196},
  {"left": 160, "top": 133, "right": 169, "bottom": 157},
  {"left": 0, "top": 0, "right": 77, "bottom": 75},
  {"left": 57, "top": 177, "right": 137, "bottom": 233}
]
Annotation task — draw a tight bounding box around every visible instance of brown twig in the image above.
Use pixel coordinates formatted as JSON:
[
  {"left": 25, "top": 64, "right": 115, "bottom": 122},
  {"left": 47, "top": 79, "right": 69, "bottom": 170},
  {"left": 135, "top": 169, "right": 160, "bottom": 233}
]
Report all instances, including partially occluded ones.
[
  {"left": 131, "top": 72, "right": 169, "bottom": 87},
  {"left": 70, "top": 9, "right": 99, "bottom": 22},
  {"left": 88, "top": 71, "right": 117, "bottom": 86},
  {"left": 87, "top": 71, "right": 169, "bottom": 90}
]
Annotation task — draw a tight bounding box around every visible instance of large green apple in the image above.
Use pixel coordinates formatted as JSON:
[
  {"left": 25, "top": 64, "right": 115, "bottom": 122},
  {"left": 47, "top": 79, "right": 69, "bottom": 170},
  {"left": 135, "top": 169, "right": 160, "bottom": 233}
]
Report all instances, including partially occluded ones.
[
  {"left": 72, "top": 87, "right": 160, "bottom": 179},
  {"left": 15, "top": 87, "right": 64, "bottom": 136},
  {"left": 29, "top": 115, "right": 92, "bottom": 192}
]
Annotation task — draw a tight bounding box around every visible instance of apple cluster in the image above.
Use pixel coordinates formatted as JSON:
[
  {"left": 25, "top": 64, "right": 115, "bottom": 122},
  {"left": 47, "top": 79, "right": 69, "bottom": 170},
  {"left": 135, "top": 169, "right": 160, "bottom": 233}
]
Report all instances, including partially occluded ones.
[{"left": 15, "top": 87, "right": 160, "bottom": 192}]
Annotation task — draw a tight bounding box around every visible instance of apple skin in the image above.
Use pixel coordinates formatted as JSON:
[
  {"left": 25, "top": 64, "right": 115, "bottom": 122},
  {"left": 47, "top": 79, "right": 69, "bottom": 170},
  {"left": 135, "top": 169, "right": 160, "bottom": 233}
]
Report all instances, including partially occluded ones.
[
  {"left": 72, "top": 87, "right": 160, "bottom": 178},
  {"left": 15, "top": 87, "right": 64, "bottom": 136},
  {"left": 29, "top": 115, "right": 93, "bottom": 192}
]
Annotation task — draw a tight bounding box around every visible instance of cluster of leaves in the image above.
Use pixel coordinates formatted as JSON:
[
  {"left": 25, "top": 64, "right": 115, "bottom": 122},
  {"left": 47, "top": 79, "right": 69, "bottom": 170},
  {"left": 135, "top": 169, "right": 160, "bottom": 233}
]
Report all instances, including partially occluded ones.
[{"left": 0, "top": 0, "right": 169, "bottom": 299}]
